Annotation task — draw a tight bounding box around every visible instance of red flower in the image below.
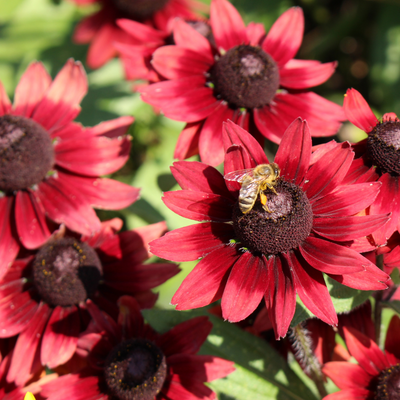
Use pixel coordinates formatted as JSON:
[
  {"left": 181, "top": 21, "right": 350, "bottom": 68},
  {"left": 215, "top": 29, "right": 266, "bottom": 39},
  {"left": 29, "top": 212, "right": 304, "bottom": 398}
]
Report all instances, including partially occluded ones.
[
  {"left": 71, "top": 0, "right": 206, "bottom": 69},
  {"left": 322, "top": 315, "right": 400, "bottom": 399},
  {"left": 140, "top": 0, "right": 345, "bottom": 166},
  {"left": 40, "top": 296, "right": 235, "bottom": 400},
  {"left": 0, "top": 59, "right": 139, "bottom": 278},
  {"left": 0, "top": 219, "right": 179, "bottom": 385},
  {"left": 150, "top": 119, "right": 390, "bottom": 339},
  {"left": 343, "top": 88, "right": 400, "bottom": 246}
]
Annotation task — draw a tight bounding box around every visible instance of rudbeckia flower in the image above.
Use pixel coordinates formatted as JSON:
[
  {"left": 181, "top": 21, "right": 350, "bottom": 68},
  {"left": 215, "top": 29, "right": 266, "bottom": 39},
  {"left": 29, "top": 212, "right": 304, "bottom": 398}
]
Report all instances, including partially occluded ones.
[
  {"left": 343, "top": 88, "right": 400, "bottom": 246},
  {"left": 40, "top": 296, "right": 235, "bottom": 400},
  {"left": 322, "top": 315, "right": 400, "bottom": 399},
  {"left": 141, "top": 0, "right": 345, "bottom": 165},
  {"left": 0, "top": 59, "right": 139, "bottom": 278},
  {"left": 151, "top": 119, "right": 390, "bottom": 339},
  {"left": 0, "top": 219, "right": 179, "bottom": 385},
  {"left": 71, "top": 0, "right": 206, "bottom": 69}
]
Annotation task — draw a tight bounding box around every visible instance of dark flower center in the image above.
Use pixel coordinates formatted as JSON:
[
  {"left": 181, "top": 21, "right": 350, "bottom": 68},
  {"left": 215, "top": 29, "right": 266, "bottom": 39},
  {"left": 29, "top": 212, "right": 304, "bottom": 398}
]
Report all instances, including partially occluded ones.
[
  {"left": 32, "top": 238, "right": 103, "bottom": 307},
  {"left": 209, "top": 44, "right": 280, "bottom": 109},
  {"left": 104, "top": 338, "right": 167, "bottom": 400},
  {"left": 232, "top": 181, "right": 313, "bottom": 255},
  {"left": 367, "top": 120, "right": 400, "bottom": 176},
  {"left": 111, "top": 0, "right": 170, "bottom": 20},
  {"left": 374, "top": 363, "right": 400, "bottom": 399},
  {"left": 0, "top": 115, "right": 54, "bottom": 193}
]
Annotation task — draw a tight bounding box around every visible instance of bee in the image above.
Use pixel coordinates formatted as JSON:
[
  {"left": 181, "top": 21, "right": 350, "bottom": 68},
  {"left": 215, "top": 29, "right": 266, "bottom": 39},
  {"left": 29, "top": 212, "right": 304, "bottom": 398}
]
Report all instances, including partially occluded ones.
[{"left": 224, "top": 163, "right": 281, "bottom": 214}]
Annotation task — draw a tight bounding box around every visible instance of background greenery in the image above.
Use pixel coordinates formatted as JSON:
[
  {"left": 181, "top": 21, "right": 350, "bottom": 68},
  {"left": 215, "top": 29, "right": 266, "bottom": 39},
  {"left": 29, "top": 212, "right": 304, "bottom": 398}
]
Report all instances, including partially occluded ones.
[{"left": 1, "top": 0, "right": 400, "bottom": 397}]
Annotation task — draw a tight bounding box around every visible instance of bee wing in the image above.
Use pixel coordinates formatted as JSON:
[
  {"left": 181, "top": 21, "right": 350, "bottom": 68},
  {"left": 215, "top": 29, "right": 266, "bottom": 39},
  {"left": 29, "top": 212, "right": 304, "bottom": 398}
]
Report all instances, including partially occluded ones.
[{"left": 224, "top": 168, "right": 255, "bottom": 182}]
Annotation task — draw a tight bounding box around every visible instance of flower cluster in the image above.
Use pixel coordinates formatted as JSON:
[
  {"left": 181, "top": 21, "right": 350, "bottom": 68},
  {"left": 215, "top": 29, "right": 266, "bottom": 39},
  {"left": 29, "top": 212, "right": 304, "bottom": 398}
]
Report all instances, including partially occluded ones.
[{"left": 3, "top": 0, "right": 400, "bottom": 399}]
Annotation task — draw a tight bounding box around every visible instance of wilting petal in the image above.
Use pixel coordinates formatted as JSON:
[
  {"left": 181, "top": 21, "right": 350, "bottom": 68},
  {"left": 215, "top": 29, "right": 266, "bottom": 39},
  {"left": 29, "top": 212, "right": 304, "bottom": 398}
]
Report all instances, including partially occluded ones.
[
  {"left": 172, "top": 246, "right": 240, "bottom": 310},
  {"left": 40, "top": 306, "right": 80, "bottom": 369},
  {"left": 264, "top": 255, "right": 296, "bottom": 339},
  {"left": 262, "top": 7, "right": 304, "bottom": 67},
  {"left": 322, "top": 362, "right": 372, "bottom": 390},
  {"left": 300, "top": 237, "right": 366, "bottom": 274},
  {"left": 0, "top": 197, "right": 19, "bottom": 279},
  {"left": 15, "top": 190, "right": 51, "bottom": 250},
  {"left": 312, "top": 182, "right": 381, "bottom": 217},
  {"left": 150, "top": 222, "right": 234, "bottom": 262},
  {"left": 280, "top": 61, "right": 337, "bottom": 89},
  {"left": 162, "top": 190, "right": 233, "bottom": 222},
  {"left": 312, "top": 214, "right": 389, "bottom": 242},
  {"left": 210, "top": 0, "right": 247, "bottom": 51},
  {"left": 221, "top": 253, "right": 268, "bottom": 322},
  {"left": 13, "top": 61, "right": 52, "bottom": 118},
  {"left": 344, "top": 327, "right": 390, "bottom": 375},
  {"left": 343, "top": 88, "right": 378, "bottom": 133},
  {"left": 157, "top": 316, "right": 212, "bottom": 356},
  {"left": 286, "top": 251, "right": 337, "bottom": 325},
  {"left": 274, "top": 118, "right": 311, "bottom": 185}
]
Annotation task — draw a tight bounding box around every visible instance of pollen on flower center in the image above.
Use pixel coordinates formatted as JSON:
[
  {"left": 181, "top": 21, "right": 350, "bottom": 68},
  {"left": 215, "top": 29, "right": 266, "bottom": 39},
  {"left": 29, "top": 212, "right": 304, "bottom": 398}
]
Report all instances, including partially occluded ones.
[
  {"left": 232, "top": 181, "right": 313, "bottom": 255},
  {"left": 374, "top": 363, "right": 400, "bottom": 400},
  {"left": 367, "top": 120, "right": 400, "bottom": 176},
  {"left": 32, "top": 238, "right": 103, "bottom": 307},
  {"left": 0, "top": 115, "right": 54, "bottom": 193},
  {"left": 104, "top": 338, "right": 167, "bottom": 400},
  {"left": 209, "top": 44, "right": 280, "bottom": 109},
  {"left": 111, "top": 0, "right": 170, "bottom": 20}
]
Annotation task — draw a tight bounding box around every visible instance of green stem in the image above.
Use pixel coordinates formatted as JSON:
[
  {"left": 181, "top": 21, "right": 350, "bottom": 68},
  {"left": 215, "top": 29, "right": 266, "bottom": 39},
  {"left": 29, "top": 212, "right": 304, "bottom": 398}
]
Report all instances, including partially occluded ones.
[{"left": 292, "top": 324, "right": 328, "bottom": 398}]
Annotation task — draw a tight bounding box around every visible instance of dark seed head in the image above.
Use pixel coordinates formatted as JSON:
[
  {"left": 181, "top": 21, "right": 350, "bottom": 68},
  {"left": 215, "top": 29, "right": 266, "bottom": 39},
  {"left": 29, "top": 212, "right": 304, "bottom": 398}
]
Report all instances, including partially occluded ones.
[
  {"left": 232, "top": 180, "right": 313, "bottom": 255},
  {"left": 32, "top": 238, "right": 103, "bottom": 307},
  {"left": 374, "top": 363, "right": 400, "bottom": 399},
  {"left": 0, "top": 115, "right": 54, "bottom": 193},
  {"left": 111, "top": 0, "right": 170, "bottom": 20},
  {"left": 104, "top": 338, "right": 167, "bottom": 400},
  {"left": 209, "top": 44, "right": 280, "bottom": 109},
  {"left": 367, "top": 119, "right": 400, "bottom": 176}
]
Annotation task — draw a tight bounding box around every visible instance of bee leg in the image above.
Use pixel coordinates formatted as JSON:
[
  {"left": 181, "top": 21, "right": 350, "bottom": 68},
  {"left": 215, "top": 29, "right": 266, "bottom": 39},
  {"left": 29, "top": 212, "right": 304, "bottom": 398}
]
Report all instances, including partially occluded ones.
[
  {"left": 260, "top": 192, "right": 272, "bottom": 213},
  {"left": 267, "top": 183, "right": 278, "bottom": 195}
]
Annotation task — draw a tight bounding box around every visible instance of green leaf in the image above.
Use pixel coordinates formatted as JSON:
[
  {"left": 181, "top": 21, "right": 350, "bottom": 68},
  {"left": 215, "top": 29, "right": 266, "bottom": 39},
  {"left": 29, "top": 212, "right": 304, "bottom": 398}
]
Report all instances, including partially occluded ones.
[
  {"left": 382, "top": 300, "right": 400, "bottom": 315},
  {"left": 291, "top": 276, "right": 372, "bottom": 326},
  {"left": 143, "top": 309, "right": 319, "bottom": 400}
]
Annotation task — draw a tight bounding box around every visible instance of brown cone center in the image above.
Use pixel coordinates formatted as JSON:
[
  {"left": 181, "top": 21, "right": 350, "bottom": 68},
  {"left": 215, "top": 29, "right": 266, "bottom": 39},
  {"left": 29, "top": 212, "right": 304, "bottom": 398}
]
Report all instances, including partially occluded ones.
[{"left": 374, "top": 363, "right": 400, "bottom": 399}]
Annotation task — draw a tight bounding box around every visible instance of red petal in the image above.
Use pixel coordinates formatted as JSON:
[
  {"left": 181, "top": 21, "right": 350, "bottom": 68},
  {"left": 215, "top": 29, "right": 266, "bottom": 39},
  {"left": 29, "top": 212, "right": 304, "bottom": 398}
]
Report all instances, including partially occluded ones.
[
  {"left": 150, "top": 222, "right": 234, "bottom": 262},
  {"left": 55, "top": 135, "right": 130, "bottom": 176},
  {"left": 322, "top": 362, "right": 372, "bottom": 390},
  {"left": 162, "top": 190, "right": 233, "bottom": 222},
  {"left": 171, "top": 161, "right": 232, "bottom": 198},
  {"left": 303, "top": 142, "right": 354, "bottom": 201},
  {"left": 286, "top": 251, "right": 338, "bottom": 325},
  {"left": 13, "top": 61, "right": 52, "bottom": 118},
  {"left": 343, "top": 89, "right": 378, "bottom": 133},
  {"left": 0, "top": 197, "right": 19, "bottom": 279},
  {"left": 344, "top": 327, "right": 390, "bottom": 375},
  {"left": 312, "top": 182, "right": 381, "bottom": 217},
  {"left": 385, "top": 315, "right": 400, "bottom": 359},
  {"left": 81, "top": 218, "right": 123, "bottom": 248},
  {"left": 173, "top": 19, "right": 214, "bottom": 61},
  {"left": 210, "top": 0, "right": 247, "bottom": 51},
  {"left": 37, "top": 177, "right": 101, "bottom": 236},
  {"left": 117, "top": 296, "right": 145, "bottom": 340},
  {"left": 41, "top": 305, "right": 80, "bottom": 368},
  {"left": 73, "top": 8, "right": 107, "bottom": 43},
  {"left": 0, "top": 81, "right": 11, "bottom": 115},
  {"left": 199, "top": 104, "right": 233, "bottom": 166},
  {"left": 7, "top": 302, "right": 51, "bottom": 386},
  {"left": 157, "top": 316, "right": 211, "bottom": 356},
  {"left": 313, "top": 214, "right": 390, "bottom": 241},
  {"left": 174, "top": 121, "right": 202, "bottom": 160},
  {"left": 84, "top": 116, "right": 134, "bottom": 138},
  {"left": 262, "top": 7, "right": 304, "bottom": 67},
  {"left": 161, "top": 374, "right": 215, "bottom": 400},
  {"left": 274, "top": 118, "right": 311, "bottom": 185},
  {"left": 221, "top": 253, "right": 267, "bottom": 322},
  {"left": 280, "top": 61, "right": 337, "bottom": 89},
  {"left": 172, "top": 246, "right": 240, "bottom": 310},
  {"left": 152, "top": 46, "right": 213, "bottom": 80},
  {"left": 300, "top": 237, "right": 366, "bottom": 274},
  {"left": 32, "top": 59, "right": 87, "bottom": 133},
  {"left": 15, "top": 190, "right": 51, "bottom": 249},
  {"left": 222, "top": 120, "right": 269, "bottom": 169},
  {"left": 264, "top": 255, "right": 296, "bottom": 339},
  {"left": 246, "top": 22, "right": 266, "bottom": 45},
  {"left": 117, "top": 18, "right": 166, "bottom": 43}
]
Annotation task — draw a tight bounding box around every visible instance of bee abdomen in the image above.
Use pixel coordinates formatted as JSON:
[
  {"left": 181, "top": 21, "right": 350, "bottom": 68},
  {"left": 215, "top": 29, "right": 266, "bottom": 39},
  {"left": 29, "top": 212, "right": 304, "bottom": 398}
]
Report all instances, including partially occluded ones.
[{"left": 239, "top": 193, "right": 257, "bottom": 213}]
